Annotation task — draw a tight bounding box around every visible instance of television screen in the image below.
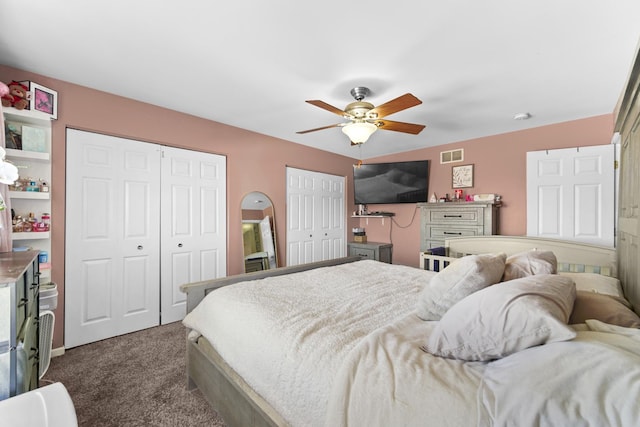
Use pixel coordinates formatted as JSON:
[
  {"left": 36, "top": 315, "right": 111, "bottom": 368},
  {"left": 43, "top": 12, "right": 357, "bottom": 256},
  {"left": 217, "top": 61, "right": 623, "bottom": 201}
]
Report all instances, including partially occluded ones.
[{"left": 353, "top": 160, "right": 429, "bottom": 204}]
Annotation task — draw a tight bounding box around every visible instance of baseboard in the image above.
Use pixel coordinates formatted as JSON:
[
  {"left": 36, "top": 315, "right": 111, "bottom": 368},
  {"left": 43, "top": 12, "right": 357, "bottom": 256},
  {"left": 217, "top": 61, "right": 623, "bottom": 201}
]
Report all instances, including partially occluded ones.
[{"left": 51, "top": 346, "right": 65, "bottom": 358}]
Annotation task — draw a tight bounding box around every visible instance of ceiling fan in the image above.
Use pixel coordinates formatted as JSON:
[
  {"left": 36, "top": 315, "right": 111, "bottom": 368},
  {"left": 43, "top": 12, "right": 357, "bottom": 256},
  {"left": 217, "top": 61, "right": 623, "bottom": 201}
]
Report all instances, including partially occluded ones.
[{"left": 297, "top": 87, "right": 426, "bottom": 145}]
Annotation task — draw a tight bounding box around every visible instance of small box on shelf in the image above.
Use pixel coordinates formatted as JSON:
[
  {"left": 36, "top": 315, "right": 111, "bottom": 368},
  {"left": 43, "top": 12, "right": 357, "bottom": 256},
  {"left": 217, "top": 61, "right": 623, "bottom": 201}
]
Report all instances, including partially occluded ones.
[{"left": 354, "top": 235, "right": 367, "bottom": 243}]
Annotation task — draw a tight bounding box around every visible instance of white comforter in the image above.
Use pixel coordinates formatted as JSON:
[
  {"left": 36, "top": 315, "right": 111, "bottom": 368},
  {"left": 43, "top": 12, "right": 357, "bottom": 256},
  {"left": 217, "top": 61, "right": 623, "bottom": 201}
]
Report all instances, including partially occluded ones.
[
  {"left": 182, "top": 260, "right": 434, "bottom": 427},
  {"left": 326, "top": 318, "right": 640, "bottom": 427}
]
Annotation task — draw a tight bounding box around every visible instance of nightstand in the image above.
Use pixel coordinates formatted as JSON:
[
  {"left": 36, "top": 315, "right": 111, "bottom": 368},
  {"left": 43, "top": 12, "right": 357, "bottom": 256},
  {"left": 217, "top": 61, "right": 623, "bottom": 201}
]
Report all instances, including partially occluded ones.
[{"left": 348, "top": 242, "right": 393, "bottom": 263}]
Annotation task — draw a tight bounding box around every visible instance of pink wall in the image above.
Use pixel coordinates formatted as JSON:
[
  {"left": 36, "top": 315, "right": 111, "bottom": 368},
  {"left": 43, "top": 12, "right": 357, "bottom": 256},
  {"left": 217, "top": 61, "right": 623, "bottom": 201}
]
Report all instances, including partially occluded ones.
[
  {"left": 0, "top": 65, "right": 360, "bottom": 349},
  {"left": 357, "top": 114, "right": 615, "bottom": 267},
  {"left": 1, "top": 64, "right": 616, "bottom": 350}
]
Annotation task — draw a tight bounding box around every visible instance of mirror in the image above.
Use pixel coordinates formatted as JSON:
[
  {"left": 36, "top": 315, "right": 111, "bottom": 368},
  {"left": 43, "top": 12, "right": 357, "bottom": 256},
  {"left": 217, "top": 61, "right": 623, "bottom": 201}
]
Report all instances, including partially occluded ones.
[{"left": 241, "top": 192, "right": 278, "bottom": 272}]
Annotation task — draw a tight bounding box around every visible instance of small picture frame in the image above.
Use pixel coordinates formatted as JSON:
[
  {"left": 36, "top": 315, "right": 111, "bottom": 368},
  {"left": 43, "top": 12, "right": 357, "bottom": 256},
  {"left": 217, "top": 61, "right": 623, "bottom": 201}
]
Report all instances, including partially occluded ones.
[
  {"left": 29, "top": 82, "right": 58, "bottom": 119},
  {"left": 452, "top": 164, "right": 474, "bottom": 188}
]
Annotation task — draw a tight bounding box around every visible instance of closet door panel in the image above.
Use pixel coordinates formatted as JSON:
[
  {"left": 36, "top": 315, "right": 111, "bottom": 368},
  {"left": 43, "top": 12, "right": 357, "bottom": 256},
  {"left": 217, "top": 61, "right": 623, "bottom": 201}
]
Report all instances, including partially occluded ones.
[
  {"left": 122, "top": 255, "right": 152, "bottom": 316},
  {"left": 160, "top": 147, "right": 226, "bottom": 324},
  {"left": 66, "top": 129, "right": 161, "bottom": 348},
  {"left": 82, "top": 259, "right": 112, "bottom": 323},
  {"left": 169, "top": 251, "right": 192, "bottom": 311}
]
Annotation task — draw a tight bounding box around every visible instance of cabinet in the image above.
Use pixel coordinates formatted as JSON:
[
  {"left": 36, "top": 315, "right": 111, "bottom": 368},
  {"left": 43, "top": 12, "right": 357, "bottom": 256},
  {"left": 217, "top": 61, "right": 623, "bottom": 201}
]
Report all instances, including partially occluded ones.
[
  {"left": 418, "top": 202, "right": 500, "bottom": 250},
  {"left": 3, "top": 107, "right": 52, "bottom": 283},
  {"left": 348, "top": 241, "right": 393, "bottom": 263},
  {"left": 0, "top": 250, "right": 40, "bottom": 400}
]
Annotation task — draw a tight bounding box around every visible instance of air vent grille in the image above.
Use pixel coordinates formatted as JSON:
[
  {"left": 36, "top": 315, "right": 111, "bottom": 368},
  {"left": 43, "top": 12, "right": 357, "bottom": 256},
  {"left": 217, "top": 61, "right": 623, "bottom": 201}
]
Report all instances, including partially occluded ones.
[{"left": 440, "top": 149, "right": 464, "bottom": 164}]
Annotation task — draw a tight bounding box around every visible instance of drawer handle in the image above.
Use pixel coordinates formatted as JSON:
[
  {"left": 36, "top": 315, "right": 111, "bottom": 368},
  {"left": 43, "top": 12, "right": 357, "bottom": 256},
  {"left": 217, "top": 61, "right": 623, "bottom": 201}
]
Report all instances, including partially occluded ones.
[
  {"left": 443, "top": 215, "right": 463, "bottom": 218},
  {"left": 443, "top": 232, "right": 463, "bottom": 235}
]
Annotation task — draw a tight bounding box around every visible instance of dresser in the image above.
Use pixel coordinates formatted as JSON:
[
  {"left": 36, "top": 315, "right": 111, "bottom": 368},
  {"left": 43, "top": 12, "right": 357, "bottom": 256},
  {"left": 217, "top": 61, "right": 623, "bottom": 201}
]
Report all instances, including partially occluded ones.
[
  {"left": 418, "top": 202, "right": 501, "bottom": 250},
  {"left": 0, "top": 250, "right": 40, "bottom": 400},
  {"left": 348, "top": 242, "right": 393, "bottom": 263}
]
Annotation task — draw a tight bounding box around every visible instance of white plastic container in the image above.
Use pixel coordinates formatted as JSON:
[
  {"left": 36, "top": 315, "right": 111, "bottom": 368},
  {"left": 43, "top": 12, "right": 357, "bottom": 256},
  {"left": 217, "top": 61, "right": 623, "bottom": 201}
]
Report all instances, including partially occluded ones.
[
  {"left": 39, "top": 282, "right": 57, "bottom": 311},
  {"left": 0, "top": 382, "right": 78, "bottom": 427}
]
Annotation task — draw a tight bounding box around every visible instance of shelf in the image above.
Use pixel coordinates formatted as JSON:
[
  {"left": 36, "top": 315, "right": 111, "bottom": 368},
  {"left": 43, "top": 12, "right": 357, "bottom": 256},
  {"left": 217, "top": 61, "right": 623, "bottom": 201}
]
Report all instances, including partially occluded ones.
[
  {"left": 12, "top": 232, "right": 51, "bottom": 241},
  {"left": 9, "top": 191, "right": 50, "bottom": 200},
  {"left": 3, "top": 107, "right": 53, "bottom": 125},
  {"left": 4, "top": 148, "right": 50, "bottom": 162},
  {"left": 352, "top": 213, "right": 394, "bottom": 225}
]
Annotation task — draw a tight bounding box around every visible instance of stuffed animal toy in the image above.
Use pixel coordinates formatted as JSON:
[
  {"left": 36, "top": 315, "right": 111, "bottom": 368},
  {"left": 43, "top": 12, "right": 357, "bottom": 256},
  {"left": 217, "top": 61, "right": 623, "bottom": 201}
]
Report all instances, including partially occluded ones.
[{"left": 1, "top": 81, "right": 30, "bottom": 110}]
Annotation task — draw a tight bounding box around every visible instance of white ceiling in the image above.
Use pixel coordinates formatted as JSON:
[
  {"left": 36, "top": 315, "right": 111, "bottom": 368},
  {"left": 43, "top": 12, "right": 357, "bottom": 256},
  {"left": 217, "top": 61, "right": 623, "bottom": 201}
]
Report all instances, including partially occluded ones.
[{"left": 2, "top": 1, "right": 639, "bottom": 159}]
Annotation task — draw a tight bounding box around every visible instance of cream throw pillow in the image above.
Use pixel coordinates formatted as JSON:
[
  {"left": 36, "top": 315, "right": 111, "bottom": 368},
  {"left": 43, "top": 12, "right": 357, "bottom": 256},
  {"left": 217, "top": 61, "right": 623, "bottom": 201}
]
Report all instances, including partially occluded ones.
[
  {"left": 422, "top": 274, "right": 577, "bottom": 361},
  {"left": 502, "top": 250, "right": 557, "bottom": 281},
  {"left": 559, "top": 272, "right": 624, "bottom": 297},
  {"left": 416, "top": 253, "right": 506, "bottom": 321}
]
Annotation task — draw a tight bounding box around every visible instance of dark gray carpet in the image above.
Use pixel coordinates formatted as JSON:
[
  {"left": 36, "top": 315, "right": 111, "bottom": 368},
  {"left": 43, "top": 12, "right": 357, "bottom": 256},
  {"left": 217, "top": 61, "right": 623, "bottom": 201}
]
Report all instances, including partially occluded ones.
[{"left": 42, "top": 322, "right": 227, "bottom": 426}]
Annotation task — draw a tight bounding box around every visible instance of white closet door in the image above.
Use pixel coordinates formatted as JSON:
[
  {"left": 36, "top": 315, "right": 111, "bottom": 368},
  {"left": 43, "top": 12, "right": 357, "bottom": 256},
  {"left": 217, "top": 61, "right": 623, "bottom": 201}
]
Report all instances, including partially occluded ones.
[
  {"left": 526, "top": 144, "right": 615, "bottom": 247},
  {"left": 286, "top": 167, "right": 345, "bottom": 266},
  {"left": 160, "top": 146, "right": 226, "bottom": 324},
  {"left": 65, "top": 129, "right": 161, "bottom": 348}
]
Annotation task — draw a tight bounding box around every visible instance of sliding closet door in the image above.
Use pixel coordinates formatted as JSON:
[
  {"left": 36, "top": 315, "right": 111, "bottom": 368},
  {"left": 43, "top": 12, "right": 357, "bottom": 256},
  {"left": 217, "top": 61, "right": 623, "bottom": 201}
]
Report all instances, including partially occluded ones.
[
  {"left": 66, "top": 129, "right": 161, "bottom": 348},
  {"left": 160, "top": 146, "right": 226, "bottom": 324}
]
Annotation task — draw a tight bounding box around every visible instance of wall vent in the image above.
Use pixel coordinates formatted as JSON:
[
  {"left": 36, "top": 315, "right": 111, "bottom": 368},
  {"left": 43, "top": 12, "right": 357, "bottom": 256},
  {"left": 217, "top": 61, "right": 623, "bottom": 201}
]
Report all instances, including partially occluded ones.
[{"left": 440, "top": 149, "right": 464, "bottom": 164}]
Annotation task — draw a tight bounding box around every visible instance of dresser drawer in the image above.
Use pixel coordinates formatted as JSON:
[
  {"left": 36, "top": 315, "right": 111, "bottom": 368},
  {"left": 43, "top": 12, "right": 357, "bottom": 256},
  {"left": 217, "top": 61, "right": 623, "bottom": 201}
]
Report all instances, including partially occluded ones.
[
  {"left": 426, "top": 225, "right": 484, "bottom": 241},
  {"left": 427, "top": 207, "right": 484, "bottom": 225},
  {"left": 349, "top": 247, "right": 376, "bottom": 259}
]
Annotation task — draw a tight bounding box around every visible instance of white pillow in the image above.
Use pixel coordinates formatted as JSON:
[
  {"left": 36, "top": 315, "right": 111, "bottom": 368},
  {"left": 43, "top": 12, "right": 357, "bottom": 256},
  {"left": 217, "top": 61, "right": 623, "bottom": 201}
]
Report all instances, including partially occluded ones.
[
  {"left": 422, "top": 274, "right": 577, "bottom": 361},
  {"left": 416, "top": 253, "right": 506, "bottom": 321},
  {"left": 559, "top": 272, "right": 624, "bottom": 297},
  {"left": 502, "top": 250, "right": 557, "bottom": 281}
]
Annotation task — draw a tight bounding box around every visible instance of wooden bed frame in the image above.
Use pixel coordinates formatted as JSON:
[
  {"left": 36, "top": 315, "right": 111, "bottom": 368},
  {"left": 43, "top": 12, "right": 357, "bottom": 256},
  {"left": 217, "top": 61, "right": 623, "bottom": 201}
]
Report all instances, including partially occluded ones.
[{"left": 180, "top": 236, "right": 626, "bottom": 427}]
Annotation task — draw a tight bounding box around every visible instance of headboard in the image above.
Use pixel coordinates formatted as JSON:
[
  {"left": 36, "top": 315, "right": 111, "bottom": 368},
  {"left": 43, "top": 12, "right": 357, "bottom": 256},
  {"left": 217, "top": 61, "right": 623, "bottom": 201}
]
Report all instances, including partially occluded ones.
[{"left": 445, "top": 236, "right": 617, "bottom": 277}]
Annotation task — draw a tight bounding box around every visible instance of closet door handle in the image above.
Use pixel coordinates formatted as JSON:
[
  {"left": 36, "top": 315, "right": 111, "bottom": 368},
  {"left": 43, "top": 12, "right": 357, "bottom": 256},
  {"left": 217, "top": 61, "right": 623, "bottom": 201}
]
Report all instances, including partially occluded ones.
[
  {"left": 178, "top": 243, "right": 183, "bottom": 248},
  {"left": 137, "top": 245, "right": 143, "bottom": 250}
]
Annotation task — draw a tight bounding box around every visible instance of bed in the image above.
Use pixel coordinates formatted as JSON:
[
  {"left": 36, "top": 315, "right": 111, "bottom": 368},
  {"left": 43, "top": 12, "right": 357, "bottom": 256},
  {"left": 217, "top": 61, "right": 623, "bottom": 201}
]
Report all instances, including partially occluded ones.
[{"left": 180, "top": 235, "right": 640, "bottom": 427}]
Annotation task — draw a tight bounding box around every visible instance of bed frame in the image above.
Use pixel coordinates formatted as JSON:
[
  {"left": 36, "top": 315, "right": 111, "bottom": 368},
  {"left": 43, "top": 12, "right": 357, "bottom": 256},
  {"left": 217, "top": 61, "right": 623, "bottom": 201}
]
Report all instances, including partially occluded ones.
[
  {"left": 181, "top": 256, "right": 362, "bottom": 427},
  {"left": 181, "top": 235, "right": 627, "bottom": 427}
]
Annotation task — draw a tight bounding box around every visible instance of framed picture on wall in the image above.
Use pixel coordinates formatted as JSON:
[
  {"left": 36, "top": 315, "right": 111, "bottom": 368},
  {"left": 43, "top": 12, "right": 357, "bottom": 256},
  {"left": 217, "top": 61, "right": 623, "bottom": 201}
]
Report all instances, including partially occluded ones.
[
  {"left": 452, "top": 164, "right": 474, "bottom": 188},
  {"left": 29, "top": 82, "right": 58, "bottom": 119}
]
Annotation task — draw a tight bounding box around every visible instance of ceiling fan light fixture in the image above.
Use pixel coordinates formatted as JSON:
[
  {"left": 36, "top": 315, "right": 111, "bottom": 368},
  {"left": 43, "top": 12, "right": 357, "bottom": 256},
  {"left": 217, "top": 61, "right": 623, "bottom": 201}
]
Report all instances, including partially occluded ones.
[{"left": 342, "top": 122, "right": 377, "bottom": 144}]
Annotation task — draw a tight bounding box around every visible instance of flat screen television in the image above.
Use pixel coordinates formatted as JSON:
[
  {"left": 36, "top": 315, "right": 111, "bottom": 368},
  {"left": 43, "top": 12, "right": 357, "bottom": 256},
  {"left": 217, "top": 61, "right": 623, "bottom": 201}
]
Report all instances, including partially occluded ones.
[{"left": 353, "top": 160, "right": 429, "bottom": 204}]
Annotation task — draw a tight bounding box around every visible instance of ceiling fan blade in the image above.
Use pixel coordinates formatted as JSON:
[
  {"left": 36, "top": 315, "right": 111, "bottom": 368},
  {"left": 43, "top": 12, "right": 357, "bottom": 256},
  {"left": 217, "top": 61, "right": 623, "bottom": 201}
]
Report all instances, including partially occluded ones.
[
  {"left": 296, "top": 123, "right": 343, "bottom": 134},
  {"left": 305, "top": 100, "right": 350, "bottom": 117},
  {"left": 375, "top": 119, "right": 426, "bottom": 135},
  {"left": 369, "top": 93, "right": 422, "bottom": 118}
]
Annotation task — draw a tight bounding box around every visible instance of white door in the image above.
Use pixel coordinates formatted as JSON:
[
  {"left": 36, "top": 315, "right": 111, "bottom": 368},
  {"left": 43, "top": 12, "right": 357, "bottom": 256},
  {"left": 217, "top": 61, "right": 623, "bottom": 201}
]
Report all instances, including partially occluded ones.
[
  {"left": 259, "top": 216, "right": 276, "bottom": 269},
  {"left": 160, "top": 146, "right": 226, "bottom": 324},
  {"left": 286, "top": 167, "right": 345, "bottom": 265},
  {"left": 526, "top": 144, "right": 615, "bottom": 247},
  {"left": 65, "top": 129, "right": 161, "bottom": 348}
]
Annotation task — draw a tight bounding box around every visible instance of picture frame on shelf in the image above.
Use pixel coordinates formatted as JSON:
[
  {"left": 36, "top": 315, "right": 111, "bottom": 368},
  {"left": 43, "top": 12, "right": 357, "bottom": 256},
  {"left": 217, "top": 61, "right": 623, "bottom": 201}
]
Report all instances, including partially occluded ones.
[
  {"left": 28, "top": 82, "right": 58, "bottom": 119},
  {"left": 4, "top": 122, "right": 22, "bottom": 149},
  {"left": 452, "top": 164, "right": 474, "bottom": 188}
]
